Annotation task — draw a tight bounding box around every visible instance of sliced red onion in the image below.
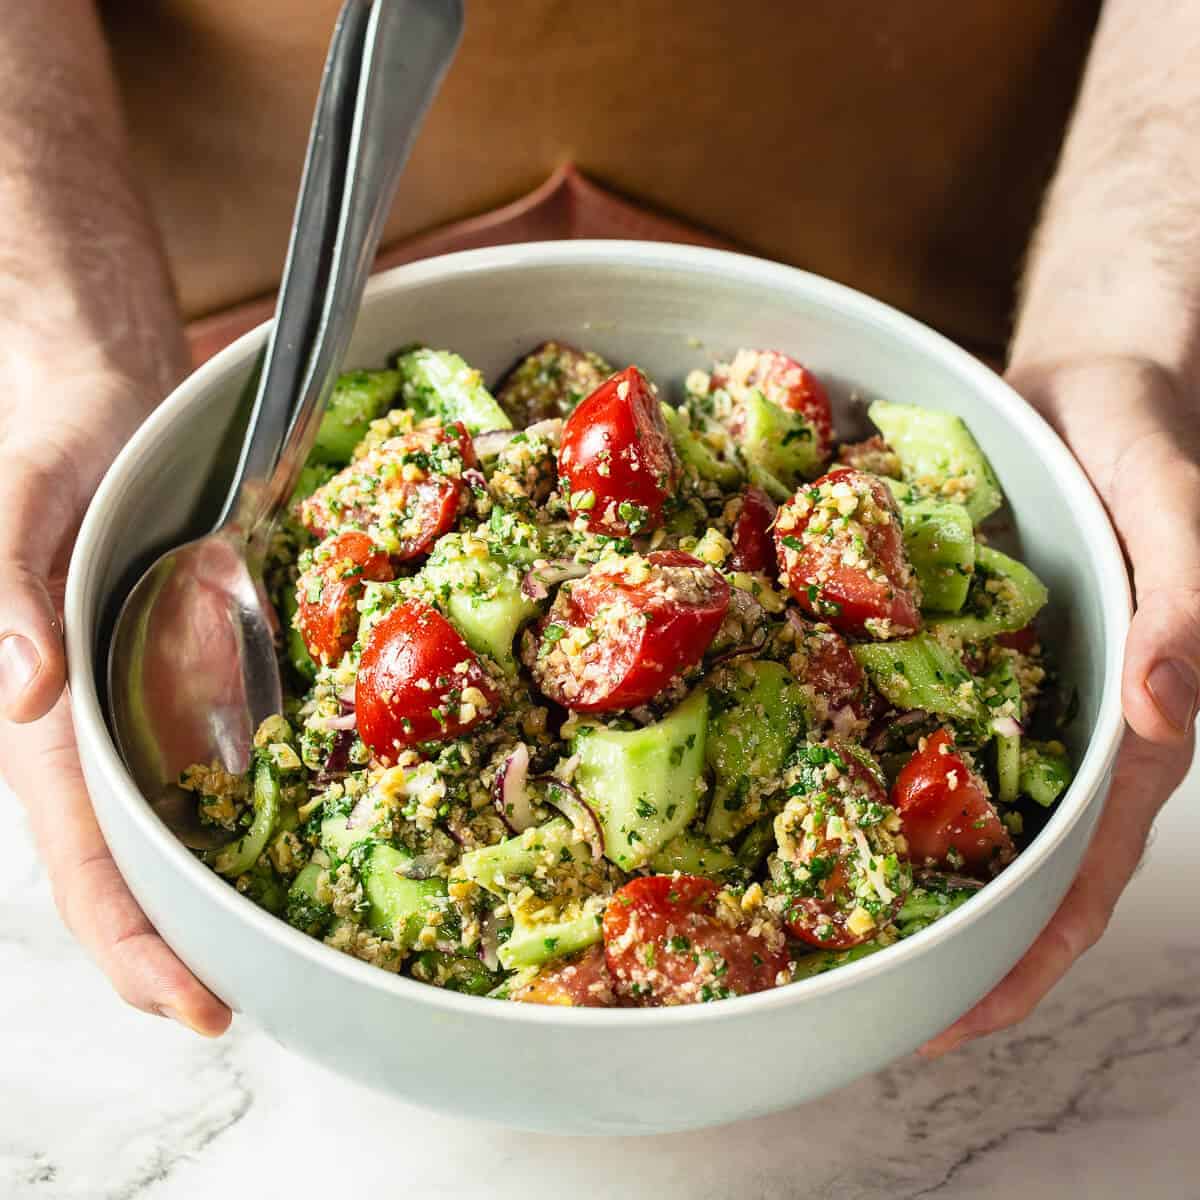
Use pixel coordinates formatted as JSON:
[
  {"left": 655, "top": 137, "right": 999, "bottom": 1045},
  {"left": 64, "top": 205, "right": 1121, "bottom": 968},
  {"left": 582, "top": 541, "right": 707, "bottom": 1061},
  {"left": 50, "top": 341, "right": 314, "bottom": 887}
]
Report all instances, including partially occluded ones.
[
  {"left": 830, "top": 704, "right": 860, "bottom": 738},
  {"left": 472, "top": 429, "right": 520, "bottom": 458},
  {"left": 785, "top": 607, "right": 808, "bottom": 636},
  {"left": 463, "top": 466, "right": 489, "bottom": 493},
  {"left": 317, "top": 711, "right": 357, "bottom": 732},
  {"left": 525, "top": 417, "right": 563, "bottom": 444},
  {"left": 708, "top": 643, "right": 760, "bottom": 666},
  {"left": 346, "top": 791, "right": 377, "bottom": 830},
  {"left": 914, "top": 870, "right": 985, "bottom": 895},
  {"left": 396, "top": 849, "right": 449, "bottom": 880},
  {"left": 315, "top": 728, "right": 355, "bottom": 784},
  {"left": 991, "top": 716, "right": 1024, "bottom": 738},
  {"left": 521, "top": 558, "right": 590, "bottom": 600},
  {"left": 866, "top": 707, "right": 928, "bottom": 751},
  {"left": 337, "top": 683, "right": 356, "bottom": 706},
  {"left": 537, "top": 775, "right": 604, "bottom": 862},
  {"left": 478, "top": 908, "right": 501, "bottom": 972},
  {"left": 493, "top": 743, "right": 535, "bottom": 833}
]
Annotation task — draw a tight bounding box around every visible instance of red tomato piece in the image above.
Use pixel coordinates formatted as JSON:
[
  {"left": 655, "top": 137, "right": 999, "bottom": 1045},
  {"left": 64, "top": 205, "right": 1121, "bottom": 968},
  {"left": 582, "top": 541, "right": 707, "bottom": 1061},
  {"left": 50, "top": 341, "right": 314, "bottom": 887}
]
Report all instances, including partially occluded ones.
[
  {"left": 729, "top": 486, "right": 778, "bottom": 574},
  {"left": 775, "top": 743, "right": 909, "bottom": 949},
  {"left": 511, "top": 945, "right": 617, "bottom": 1007},
  {"left": 712, "top": 348, "right": 834, "bottom": 459},
  {"left": 892, "top": 728, "right": 1015, "bottom": 875},
  {"left": 996, "top": 625, "right": 1039, "bottom": 654},
  {"left": 557, "top": 366, "right": 680, "bottom": 536},
  {"left": 527, "top": 550, "right": 730, "bottom": 712},
  {"left": 295, "top": 531, "right": 395, "bottom": 666},
  {"left": 787, "top": 616, "right": 868, "bottom": 723},
  {"left": 300, "top": 422, "right": 475, "bottom": 559},
  {"left": 603, "top": 875, "right": 788, "bottom": 1005},
  {"left": 356, "top": 598, "right": 499, "bottom": 762},
  {"left": 774, "top": 467, "right": 921, "bottom": 638}
]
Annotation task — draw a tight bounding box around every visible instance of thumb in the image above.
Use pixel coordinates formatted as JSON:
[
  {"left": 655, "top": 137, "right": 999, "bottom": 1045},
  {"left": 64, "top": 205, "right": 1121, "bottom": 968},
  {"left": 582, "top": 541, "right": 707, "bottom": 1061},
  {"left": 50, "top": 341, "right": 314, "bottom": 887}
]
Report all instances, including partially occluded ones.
[
  {"left": 1115, "top": 439, "right": 1200, "bottom": 744},
  {"left": 0, "top": 459, "right": 74, "bottom": 723}
]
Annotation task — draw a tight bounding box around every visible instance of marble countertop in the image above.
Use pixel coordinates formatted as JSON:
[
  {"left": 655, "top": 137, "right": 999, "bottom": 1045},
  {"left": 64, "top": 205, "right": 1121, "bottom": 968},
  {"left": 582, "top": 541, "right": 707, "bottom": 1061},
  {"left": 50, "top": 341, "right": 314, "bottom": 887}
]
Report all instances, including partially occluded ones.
[{"left": 2, "top": 760, "right": 1197, "bottom": 1200}]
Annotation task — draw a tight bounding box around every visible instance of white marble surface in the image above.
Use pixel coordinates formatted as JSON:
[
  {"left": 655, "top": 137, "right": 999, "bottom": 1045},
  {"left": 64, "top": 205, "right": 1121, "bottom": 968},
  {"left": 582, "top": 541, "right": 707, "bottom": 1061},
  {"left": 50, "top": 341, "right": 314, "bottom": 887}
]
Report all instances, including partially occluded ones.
[{"left": 1, "top": 761, "right": 1197, "bottom": 1200}]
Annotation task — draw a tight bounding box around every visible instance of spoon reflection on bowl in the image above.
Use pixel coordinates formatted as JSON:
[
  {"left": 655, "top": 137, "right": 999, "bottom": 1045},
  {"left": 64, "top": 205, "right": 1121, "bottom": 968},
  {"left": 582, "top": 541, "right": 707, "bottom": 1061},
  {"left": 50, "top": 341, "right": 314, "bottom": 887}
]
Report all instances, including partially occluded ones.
[{"left": 107, "top": 0, "right": 462, "bottom": 849}]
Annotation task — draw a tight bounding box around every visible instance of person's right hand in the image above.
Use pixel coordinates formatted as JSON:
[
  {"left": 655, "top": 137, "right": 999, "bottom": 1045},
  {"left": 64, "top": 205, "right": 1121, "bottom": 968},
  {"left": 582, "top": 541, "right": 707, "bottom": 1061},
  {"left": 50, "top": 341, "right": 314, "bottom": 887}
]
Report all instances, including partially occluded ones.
[{"left": 0, "top": 370, "right": 232, "bottom": 1036}]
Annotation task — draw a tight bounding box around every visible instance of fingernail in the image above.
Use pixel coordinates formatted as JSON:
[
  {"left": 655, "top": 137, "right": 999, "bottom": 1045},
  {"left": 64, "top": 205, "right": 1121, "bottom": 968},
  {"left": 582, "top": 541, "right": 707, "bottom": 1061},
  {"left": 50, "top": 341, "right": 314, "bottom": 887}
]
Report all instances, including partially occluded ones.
[
  {"left": 0, "top": 635, "right": 40, "bottom": 708},
  {"left": 1147, "top": 659, "right": 1200, "bottom": 732}
]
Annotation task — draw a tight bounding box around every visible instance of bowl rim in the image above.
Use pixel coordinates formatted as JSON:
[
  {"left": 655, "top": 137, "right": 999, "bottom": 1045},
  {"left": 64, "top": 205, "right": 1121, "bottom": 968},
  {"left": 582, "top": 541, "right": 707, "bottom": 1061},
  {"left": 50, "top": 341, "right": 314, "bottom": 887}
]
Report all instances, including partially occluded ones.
[{"left": 66, "top": 239, "right": 1131, "bottom": 1028}]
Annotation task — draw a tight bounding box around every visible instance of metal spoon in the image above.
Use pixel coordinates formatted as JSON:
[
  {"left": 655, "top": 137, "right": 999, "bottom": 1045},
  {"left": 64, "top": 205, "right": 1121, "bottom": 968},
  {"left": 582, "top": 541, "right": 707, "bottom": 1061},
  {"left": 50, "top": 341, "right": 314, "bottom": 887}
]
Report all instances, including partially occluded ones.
[{"left": 108, "top": 0, "right": 462, "bottom": 849}]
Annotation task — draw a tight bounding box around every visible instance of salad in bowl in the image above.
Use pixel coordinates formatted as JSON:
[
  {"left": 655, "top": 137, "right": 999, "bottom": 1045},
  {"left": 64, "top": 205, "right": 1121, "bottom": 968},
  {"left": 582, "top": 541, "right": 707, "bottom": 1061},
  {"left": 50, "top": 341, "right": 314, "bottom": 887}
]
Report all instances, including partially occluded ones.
[{"left": 182, "top": 340, "right": 1074, "bottom": 1008}]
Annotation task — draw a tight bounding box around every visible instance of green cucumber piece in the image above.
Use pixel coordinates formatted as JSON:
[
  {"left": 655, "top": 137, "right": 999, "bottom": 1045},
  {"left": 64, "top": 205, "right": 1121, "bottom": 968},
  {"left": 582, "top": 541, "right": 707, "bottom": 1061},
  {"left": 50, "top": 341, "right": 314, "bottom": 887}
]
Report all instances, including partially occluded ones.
[
  {"left": 290, "top": 462, "right": 336, "bottom": 506},
  {"left": 395, "top": 348, "right": 511, "bottom": 435},
  {"left": 896, "top": 882, "right": 980, "bottom": 934},
  {"left": 660, "top": 403, "right": 743, "bottom": 487},
  {"left": 868, "top": 400, "right": 1003, "bottom": 524},
  {"left": 286, "top": 862, "right": 333, "bottom": 936},
  {"left": 929, "top": 546, "right": 1048, "bottom": 641},
  {"left": 983, "top": 657, "right": 1022, "bottom": 803},
  {"left": 362, "top": 844, "right": 446, "bottom": 947},
  {"left": 211, "top": 757, "right": 280, "bottom": 878},
  {"left": 853, "top": 632, "right": 986, "bottom": 723},
  {"left": 411, "top": 950, "right": 500, "bottom": 995},
  {"left": 649, "top": 831, "right": 739, "bottom": 879},
  {"left": 498, "top": 902, "right": 605, "bottom": 970},
  {"left": 704, "top": 661, "right": 808, "bottom": 843},
  {"left": 736, "top": 389, "right": 823, "bottom": 487},
  {"left": 898, "top": 497, "right": 975, "bottom": 614},
  {"left": 791, "top": 939, "right": 887, "bottom": 981},
  {"left": 311, "top": 369, "right": 402, "bottom": 465},
  {"left": 747, "top": 463, "right": 792, "bottom": 503},
  {"left": 1020, "top": 741, "right": 1073, "bottom": 807},
  {"left": 573, "top": 689, "right": 709, "bottom": 870},
  {"left": 238, "top": 860, "right": 287, "bottom": 915},
  {"left": 458, "top": 818, "right": 587, "bottom": 895},
  {"left": 736, "top": 814, "right": 777, "bottom": 871},
  {"left": 421, "top": 536, "right": 541, "bottom": 675},
  {"left": 281, "top": 586, "right": 317, "bottom": 684}
]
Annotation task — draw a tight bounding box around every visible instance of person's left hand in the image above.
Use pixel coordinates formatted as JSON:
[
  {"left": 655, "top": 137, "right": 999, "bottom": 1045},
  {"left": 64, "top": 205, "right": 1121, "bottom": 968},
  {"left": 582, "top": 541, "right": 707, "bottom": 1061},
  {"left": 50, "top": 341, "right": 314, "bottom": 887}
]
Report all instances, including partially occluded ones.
[{"left": 921, "top": 356, "right": 1197, "bottom": 1057}]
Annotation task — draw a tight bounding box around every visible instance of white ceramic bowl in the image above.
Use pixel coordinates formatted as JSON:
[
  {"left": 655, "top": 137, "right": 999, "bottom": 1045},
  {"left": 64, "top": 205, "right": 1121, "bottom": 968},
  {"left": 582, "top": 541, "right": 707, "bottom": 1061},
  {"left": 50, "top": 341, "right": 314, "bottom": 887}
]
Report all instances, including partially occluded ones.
[{"left": 67, "top": 241, "right": 1129, "bottom": 1135}]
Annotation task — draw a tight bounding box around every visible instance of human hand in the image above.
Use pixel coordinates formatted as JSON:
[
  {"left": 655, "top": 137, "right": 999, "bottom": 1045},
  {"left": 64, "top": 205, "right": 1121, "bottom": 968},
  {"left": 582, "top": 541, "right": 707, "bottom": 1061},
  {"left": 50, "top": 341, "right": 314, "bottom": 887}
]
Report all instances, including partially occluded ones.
[
  {"left": 0, "top": 369, "right": 232, "bottom": 1037},
  {"left": 922, "top": 356, "right": 1197, "bottom": 1056}
]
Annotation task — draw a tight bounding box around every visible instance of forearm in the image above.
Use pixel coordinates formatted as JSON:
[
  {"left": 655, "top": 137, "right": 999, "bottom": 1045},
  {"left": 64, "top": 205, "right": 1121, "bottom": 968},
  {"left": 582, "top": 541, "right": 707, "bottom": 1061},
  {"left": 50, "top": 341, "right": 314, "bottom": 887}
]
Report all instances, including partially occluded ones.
[
  {"left": 0, "top": 1, "right": 187, "bottom": 442},
  {"left": 1011, "top": 0, "right": 1200, "bottom": 387}
]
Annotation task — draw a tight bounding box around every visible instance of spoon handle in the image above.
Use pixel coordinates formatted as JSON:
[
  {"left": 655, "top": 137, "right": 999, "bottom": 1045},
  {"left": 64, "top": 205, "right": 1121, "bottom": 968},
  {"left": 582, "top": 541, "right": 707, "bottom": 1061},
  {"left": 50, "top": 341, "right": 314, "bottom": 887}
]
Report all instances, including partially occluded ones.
[{"left": 220, "top": 0, "right": 464, "bottom": 554}]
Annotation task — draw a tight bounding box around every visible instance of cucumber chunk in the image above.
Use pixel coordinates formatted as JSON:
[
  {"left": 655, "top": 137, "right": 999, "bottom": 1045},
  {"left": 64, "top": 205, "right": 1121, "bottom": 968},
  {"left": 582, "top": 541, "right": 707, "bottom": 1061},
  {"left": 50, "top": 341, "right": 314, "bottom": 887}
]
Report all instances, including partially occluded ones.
[
  {"left": 896, "top": 881, "right": 980, "bottom": 934},
  {"left": 573, "top": 689, "right": 709, "bottom": 870},
  {"left": 311, "top": 369, "right": 402, "bottom": 465},
  {"left": 853, "top": 632, "right": 986, "bottom": 724},
  {"left": 791, "top": 939, "right": 887, "bottom": 981},
  {"left": 458, "top": 818, "right": 587, "bottom": 895},
  {"left": 649, "top": 831, "right": 739, "bottom": 880},
  {"left": 394, "top": 348, "right": 511, "bottom": 434},
  {"left": 983, "top": 657, "right": 1022, "bottom": 803},
  {"left": 286, "top": 862, "right": 333, "bottom": 936},
  {"left": 290, "top": 462, "right": 336, "bottom": 506},
  {"left": 498, "top": 900, "right": 605, "bottom": 971},
  {"left": 898, "top": 497, "right": 975, "bottom": 613},
  {"left": 281, "top": 586, "right": 317, "bottom": 684},
  {"left": 704, "top": 661, "right": 809, "bottom": 843},
  {"left": 660, "top": 403, "right": 743, "bottom": 487},
  {"left": 410, "top": 950, "right": 500, "bottom": 995},
  {"left": 421, "top": 534, "right": 542, "bottom": 675},
  {"left": 868, "top": 400, "right": 1003, "bottom": 524},
  {"left": 211, "top": 757, "right": 280, "bottom": 878},
  {"left": 1020, "top": 741, "right": 1073, "bottom": 807},
  {"left": 736, "top": 389, "right": 823, "bottom": 487},
  {"left": 747, "top": 463, "right": 792, "bottom": 503},
  {"left": 362, "top": 844, "right": 446, "bottom": 947},
  {"left": 929, "top": 546, "right": 1048, "bottom": 641}
]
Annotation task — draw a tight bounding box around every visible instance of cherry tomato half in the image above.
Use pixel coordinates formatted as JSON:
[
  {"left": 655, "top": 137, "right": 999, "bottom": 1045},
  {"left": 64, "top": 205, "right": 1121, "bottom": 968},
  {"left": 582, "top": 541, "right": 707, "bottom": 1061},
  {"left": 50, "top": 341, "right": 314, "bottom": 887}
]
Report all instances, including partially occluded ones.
[
  {"left": 512, "top": 945, "right": 616, "bottom": 1007},
  {"left": 300, "top": 422, "right": 475, "bottom": 560},
  {"left": 712, "top": 348, "right": 834, "bottom": 459},
  {"left": 891, "top": 728, "right": 1014, "bottom": 875},
  {"left": 774, "top": 467, "right": 920, "bottom": 638},
  {"left": 775, "top": 742, "right": 909, "bottom": 949},
  {"left": 787, "top": 616, "right": 868, "bottom": 723},
  {"left": 557, "top": 366, "right": 680, "bottom": 536},
  {"left": 603, "top": 875, "right": 788, "bottom": 1005},
  {"left": 729, "top": 486, "right": 778, "bottom": 574},
  {"left": 527, "top": 550, "right": 730, "bottom": 712},
  {"left": 356, "top": 598, "right": 498, "bottom": 762},
  {"left": 295, "top": 531, "right": 395, "bottom": 666}
]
